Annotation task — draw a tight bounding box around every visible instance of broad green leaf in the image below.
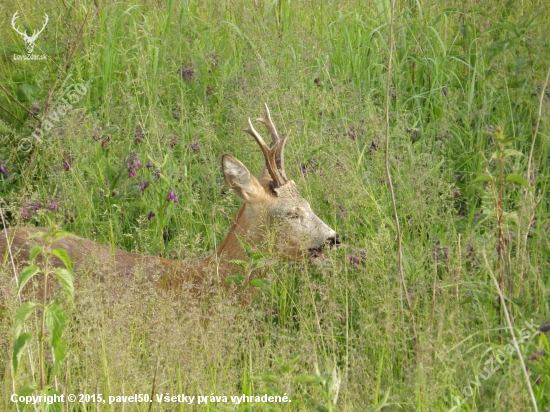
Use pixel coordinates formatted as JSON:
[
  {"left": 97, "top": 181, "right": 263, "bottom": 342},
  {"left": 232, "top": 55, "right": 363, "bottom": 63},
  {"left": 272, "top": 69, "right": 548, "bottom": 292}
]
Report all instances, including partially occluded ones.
[
  {"left": 12, "top": 333, "right": 32, "bottom": 374},
  {"left": 251, "top": 372, "right": 278, "bottom": 383},
  {"left": 13, "top": 386, "right": 38, "bottom": 412},
  {"left": 29, "top": 245, "right": 43, "bottom": 263},
  {"left": 366, "top": 390, "right": 391, "bottom": 411},
  {"left": 280, "top": 355, "right": 301, "bottom": 373},
  {"left": 294, "top": 373, "right": 321, "bottom": 384},
  {"left": 53, "top": 268, "right": 74, "bottom": 301},
  {"left": 52, "top": 248, "right": 73, "bottom": 273},
  {"left": 52, "top": 340, "right": 67, "bottom": 376},
  {"left": 471, "top": 174, "right": 493, "bottom": 184},
  {"left": 28, "top": 231, "right": 48, "bottom": 239},
  {"left": 17, "top": 385, "right": 35, "bottom": 396},
  {"left": 250, "top": 279, "right": 270, "bottom": 289},
  {"left": 495, "top": 21, "right": 518, "bottom": 33},
  {"left": 251, "top": 259, "right": 267, "bottom": 270},
  {"left": 225, "top": 274, "right": 245, "bottom": 285},
  {"left": 14, "top": 302, "right": 37, "bottom": 337},
  {"left": 45, "top": 302, "right": 67, "bottom": 349},
  {"left": 250, "top": 252, "right": 267, "bottom": 261},
  {"left": 503, "top": 149, "right": 524, "bottom": 158},
  {"left": 42, "top": 389, "right": 63, "bottom": 412},
  {"left": 16, "top": 265, "right": 40, "bottom": 296},
  {"left": 235, "top": 235, "right": 252, "bottom": 254},
  {"left": 229, "top": 259, "right": 249, "bottom": 269},
  {"left": 51, "top": 229, "right": 78, "bottom": 242},
  {"left": 506, "top": 174, "right": 531, "bottom": 189},
  {"left": 45, "top": 303, "right": 67, "bottom": 375}
]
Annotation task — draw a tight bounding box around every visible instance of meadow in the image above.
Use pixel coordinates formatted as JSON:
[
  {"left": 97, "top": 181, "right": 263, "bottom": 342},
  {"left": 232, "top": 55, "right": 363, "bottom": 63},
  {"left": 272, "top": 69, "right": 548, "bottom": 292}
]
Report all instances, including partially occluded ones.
[{"left": 1, "top": 0, "right": 549, "bottom": 410}]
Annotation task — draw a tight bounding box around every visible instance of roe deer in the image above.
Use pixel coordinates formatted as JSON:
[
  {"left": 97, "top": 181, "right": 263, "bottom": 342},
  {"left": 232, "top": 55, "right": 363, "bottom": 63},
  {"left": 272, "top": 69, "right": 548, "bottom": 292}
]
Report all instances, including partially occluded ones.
[{"left": 0, "top": 104, "right": 339, "bottom": 292}]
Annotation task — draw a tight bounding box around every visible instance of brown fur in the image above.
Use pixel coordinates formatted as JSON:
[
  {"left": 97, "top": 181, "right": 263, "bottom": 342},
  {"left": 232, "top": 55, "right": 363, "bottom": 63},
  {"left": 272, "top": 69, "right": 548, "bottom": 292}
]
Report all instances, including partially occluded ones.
[{"left": 0, "top": 206, "right": 249, "bottom": 294}]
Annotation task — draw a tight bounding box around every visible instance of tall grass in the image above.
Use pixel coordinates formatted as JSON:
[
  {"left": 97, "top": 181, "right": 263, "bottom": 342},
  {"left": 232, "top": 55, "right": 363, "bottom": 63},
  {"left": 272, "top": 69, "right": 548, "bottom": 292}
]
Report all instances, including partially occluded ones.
[{"left": 1, "top": 0, "right": 549, "bottom": 410}]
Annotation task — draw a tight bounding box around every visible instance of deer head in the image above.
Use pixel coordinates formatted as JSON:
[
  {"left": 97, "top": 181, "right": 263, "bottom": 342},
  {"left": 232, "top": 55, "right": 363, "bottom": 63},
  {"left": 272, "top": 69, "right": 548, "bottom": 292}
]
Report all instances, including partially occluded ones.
[
  {"left": 220, "top": 104, "right": 339, "bottom": 261},
  {"left": 11, "top": 12, "right": 49, "bottom": 55}
]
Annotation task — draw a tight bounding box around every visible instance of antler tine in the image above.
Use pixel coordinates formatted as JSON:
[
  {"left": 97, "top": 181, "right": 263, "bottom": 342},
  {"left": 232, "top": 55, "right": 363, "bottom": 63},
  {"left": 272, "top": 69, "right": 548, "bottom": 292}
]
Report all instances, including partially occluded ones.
[
  {"left": 277, "top": 130, "right": 291, "bottom": 180},
  {"left": 11, "top": 12, "right": 26, "bottom": 36},
  {"left": 256, "top": 103, "right": 291, "bottom": 180},
  {"left": 256, "top": 103, "right": 280, "bottom": 147},
  {"left": 244, "top": 118, "right": 286, "bottom": 187}
]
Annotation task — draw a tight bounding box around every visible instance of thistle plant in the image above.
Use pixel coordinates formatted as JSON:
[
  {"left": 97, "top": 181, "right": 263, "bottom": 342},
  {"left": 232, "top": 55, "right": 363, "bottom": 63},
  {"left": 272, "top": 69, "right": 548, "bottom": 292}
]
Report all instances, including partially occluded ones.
[{"left": 12, "top": 228, "right": 75, "bottom": 409}]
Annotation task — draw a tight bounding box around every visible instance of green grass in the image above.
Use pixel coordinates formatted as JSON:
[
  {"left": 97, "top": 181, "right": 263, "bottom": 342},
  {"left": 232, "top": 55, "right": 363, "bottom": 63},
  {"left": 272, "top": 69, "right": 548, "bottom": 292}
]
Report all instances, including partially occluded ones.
[{"left": 1, "top": 0, "right": 550, "bottom": 410}]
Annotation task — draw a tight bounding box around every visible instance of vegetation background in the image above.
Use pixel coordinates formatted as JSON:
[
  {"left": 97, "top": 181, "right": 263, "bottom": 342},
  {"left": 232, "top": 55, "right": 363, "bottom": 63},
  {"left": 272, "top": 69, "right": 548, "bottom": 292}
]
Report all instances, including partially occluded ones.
[{"left": 1, "top": 0, "right": 549, "bottom": 410}]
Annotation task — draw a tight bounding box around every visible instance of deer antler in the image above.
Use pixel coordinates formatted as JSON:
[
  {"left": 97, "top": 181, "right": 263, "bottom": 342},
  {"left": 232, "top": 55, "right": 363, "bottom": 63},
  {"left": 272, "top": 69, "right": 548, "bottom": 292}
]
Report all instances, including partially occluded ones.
[
  {"left": 244, "top": 104, "right": 291, "bottom": 188},
  {"left": 255, "top": 103, "right": 290, "bottom": 180},
  {"left": 11, "top": 12, "right": 26, "bottom": 37}
]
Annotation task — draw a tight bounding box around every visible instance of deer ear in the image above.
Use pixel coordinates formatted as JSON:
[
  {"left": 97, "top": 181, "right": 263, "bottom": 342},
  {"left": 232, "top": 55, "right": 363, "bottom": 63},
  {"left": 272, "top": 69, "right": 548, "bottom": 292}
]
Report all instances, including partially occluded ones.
[{"left": 222, "top": 155, "right": 263, "bottom": 201}]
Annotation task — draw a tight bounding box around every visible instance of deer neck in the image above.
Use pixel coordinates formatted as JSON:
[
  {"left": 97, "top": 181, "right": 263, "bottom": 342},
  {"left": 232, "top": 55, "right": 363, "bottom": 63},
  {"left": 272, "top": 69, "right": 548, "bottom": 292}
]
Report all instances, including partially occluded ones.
[
  {"left": 215, "top": 203, "right": 264, "bottom": 261},
  {"left": 162, "top": 203, "right": 264, "bottom": 289}
]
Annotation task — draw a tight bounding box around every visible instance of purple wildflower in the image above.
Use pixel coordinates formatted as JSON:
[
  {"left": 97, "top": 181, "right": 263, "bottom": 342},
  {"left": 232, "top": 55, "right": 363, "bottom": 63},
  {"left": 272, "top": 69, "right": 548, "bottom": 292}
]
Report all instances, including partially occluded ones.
[
  {"left": 101, "top": 136, "right": 111, "bottom": 148},
  {"left": 50, "top": 202, "right": 58, "bottom": 211},
  {"left": 63, "top": 212, "right": 75, "bottom": 224},
  {"left": 146, "top": 161, "right": 152, "bottom": 169},
  {"left": 134, "top": 124, "right": 146, "bottom": 143},
  {"left": 22, "top": 202, "right": 32, "bottom": 219},
  {"left": 180, "top": 68, "right": 194, "bottom": 80},
  {"left": 349, "top": 256, "right": 360, "bottom": 265},
  {"left": 0, "top": 165, "right": 7, "bottom": 177},
  {"left": 189, "top": 142, "right": 200, "bottom": 153},
  {"left": 92, "top": 126, "right": 102, "bottom": 142},
  {"left": 112, "top": 192, "right": 117, "bottom": 197},
  {"left": 140, "top": 181, "right": 150, "bottom": 191},
  {"left": 442, "top": 87, "right": 448, "bottom": 97},
  {"left": 32, "top": 202, "right": 42, "bottom": 212},
  {"left": 147, "top": 211, "right": 155, "bottom": 221},
  {"left": 169, "top": 135, "right": 179, "bottom": 149},
  {"left": 167, "top": 190, "right": 177, "bottom": 203},
  {"left": 62, "top": 162, "right": 69, "bottom": 171},
  {"left": 126, "top": 154, "right": 142, "bottom": 178}
]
